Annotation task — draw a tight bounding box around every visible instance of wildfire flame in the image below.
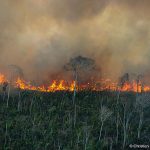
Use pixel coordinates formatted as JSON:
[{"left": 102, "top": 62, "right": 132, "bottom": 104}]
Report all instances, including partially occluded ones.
[
  {"left": 0, "top": 74, "right": 7, "bottom": 84},
  {"left": 0, "top": 73, "right": 150, "bottom": 93},
  {"left": 15, "top": 78, "right": 75, "bottom": 92}
]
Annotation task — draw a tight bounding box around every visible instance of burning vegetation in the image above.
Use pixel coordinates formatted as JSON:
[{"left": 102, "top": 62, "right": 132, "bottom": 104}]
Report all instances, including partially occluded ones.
[
  {"left": 0, "top": 72, "right": 150, "bottom": 93},
  {"left": 1, "top": 1, "right": 150, "bottom": 149},
  {"left": 0, "top": 56, "right": 150, "bottom": 93},
  {"left": 1, "top": 75, "right": 150, "bottom": 93}
]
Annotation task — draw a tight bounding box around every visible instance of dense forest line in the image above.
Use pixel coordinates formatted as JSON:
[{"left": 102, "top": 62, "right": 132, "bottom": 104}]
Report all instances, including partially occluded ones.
[{"left": 0, "top": 91, "right": 150, "bottom": 150}]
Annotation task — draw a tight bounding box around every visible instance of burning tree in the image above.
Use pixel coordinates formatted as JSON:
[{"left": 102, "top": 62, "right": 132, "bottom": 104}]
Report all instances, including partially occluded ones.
[
  {"left": 119, "top": 73, "right": 129, "bottom": 88},
  {"left": 64, "top": 56, "right": 96, "bottom": 104}
]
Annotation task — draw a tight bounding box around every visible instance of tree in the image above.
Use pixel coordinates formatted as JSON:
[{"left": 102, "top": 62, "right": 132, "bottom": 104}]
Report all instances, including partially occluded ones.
[
  {"left": 7, "top": 64, "right": 24, "bottom": 82},
  {"left": 98, "top": 106, "right": 112, "bottom": 142},
  {"left": 64, "top": 56, "right": 95, "bottom": 105},
  {"left": 6, "top": 65, "right": 24, "bottom": 108},
  {"left": 119, "top": 73, "right": 129, "bottom": 88},
  {"left": 135, "top": 94, "right": 150, "bottom": 139},
  {"left": 120, "top": 97, "right": 133, "bottom": 149}
]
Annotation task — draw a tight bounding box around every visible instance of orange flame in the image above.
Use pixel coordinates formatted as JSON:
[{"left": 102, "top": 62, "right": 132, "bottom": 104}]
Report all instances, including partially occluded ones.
[
  {"left": 0, "top": 74, "right": 7, "bottom": 84},
  {"left": 0, "top": 73, "right": 149, "bottom": 93},
  {"left": 16, "top": 78, "right": 75, "bottom": 92}
]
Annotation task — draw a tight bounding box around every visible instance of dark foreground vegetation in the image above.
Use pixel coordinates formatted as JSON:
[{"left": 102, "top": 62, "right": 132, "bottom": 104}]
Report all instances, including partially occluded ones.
[{"left": 0, "top": 90, "right": 150, "bottom": 150}]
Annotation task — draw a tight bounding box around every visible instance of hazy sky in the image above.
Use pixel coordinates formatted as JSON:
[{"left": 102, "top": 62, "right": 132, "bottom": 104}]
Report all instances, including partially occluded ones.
[{"left": 0, "top": 0, "right": 150, "bottom": 81}]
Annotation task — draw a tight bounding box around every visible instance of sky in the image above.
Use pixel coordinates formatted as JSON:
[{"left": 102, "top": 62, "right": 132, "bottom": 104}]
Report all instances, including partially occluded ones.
[{"left": 0, "top": 0, "right": 150, "bottom": 81}]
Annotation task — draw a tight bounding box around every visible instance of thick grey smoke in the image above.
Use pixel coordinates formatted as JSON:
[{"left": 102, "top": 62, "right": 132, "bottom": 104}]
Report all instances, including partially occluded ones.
[{"left": 0, "top": 0, "right": 150, "bottom": 81}]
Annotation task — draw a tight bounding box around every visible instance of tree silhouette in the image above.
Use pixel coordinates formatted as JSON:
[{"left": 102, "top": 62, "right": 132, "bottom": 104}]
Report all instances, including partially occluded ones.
[{"left": 64, "top": 56, "right": 95, "bottom": 104}]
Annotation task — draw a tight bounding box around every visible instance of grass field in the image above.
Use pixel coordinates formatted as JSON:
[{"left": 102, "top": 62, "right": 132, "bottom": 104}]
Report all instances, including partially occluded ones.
[{"left": 0, "top": 90, "right": 150, "bottom": 150}]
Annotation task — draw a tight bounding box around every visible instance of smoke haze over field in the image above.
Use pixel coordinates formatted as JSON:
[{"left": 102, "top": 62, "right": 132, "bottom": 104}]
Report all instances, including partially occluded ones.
[{"left": 0, "top": 0, "right": 150, "bottom": 81}]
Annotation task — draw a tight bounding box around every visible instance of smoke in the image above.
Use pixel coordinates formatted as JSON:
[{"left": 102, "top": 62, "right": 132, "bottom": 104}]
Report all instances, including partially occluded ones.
[{"left": 0, "top": 0, "right": 150, "bottom": 81}]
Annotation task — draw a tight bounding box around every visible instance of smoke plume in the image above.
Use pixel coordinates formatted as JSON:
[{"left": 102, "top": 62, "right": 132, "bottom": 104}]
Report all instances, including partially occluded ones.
[{"left": 0, "top": 0, "right": 150, "bottom": 82}]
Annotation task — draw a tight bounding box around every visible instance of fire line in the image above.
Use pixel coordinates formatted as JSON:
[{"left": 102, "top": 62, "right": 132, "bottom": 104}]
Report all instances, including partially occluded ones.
[{"left": 0, "top": 73, "right": 150, "bottom": 92}]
